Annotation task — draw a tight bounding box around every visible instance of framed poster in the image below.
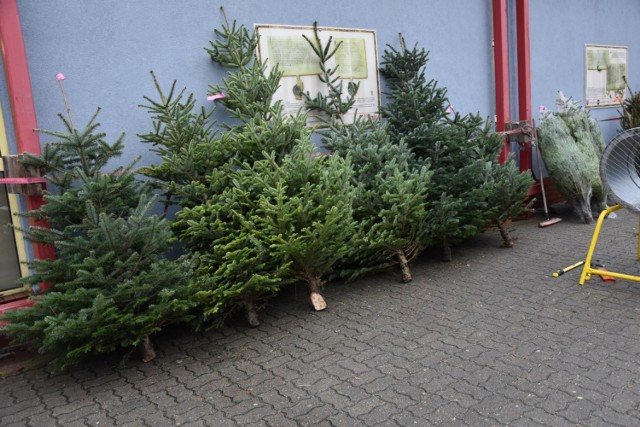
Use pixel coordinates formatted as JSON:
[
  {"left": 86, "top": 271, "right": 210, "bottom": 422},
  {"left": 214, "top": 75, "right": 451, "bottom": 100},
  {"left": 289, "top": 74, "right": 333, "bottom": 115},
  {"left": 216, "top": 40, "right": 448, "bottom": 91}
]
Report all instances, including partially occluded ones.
[
  {"left": 256, "top": 24, "right": 380, "bottom": 125},
  {"left": 585, "top": 44, "right": 628, "bottom": 108}
]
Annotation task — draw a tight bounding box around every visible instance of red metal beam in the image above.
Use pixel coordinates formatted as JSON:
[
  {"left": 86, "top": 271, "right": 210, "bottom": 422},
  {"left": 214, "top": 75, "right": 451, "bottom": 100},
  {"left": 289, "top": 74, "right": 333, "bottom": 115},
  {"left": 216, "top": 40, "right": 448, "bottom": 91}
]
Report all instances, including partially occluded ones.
[
  {"left": 0, "top": 0, "right": 40, "bottom": 154},
  {"left": 0, "top": 177, "right": 46, "bottom": 184},
  {"left": 516, "top": 0, "right": 533, "bottom": 172},
  {"left": 0, "top": 0, "right": 56, "bottom": 262},
  {"left": 492, "top": 0, "right": 511, "bottom": 164}
]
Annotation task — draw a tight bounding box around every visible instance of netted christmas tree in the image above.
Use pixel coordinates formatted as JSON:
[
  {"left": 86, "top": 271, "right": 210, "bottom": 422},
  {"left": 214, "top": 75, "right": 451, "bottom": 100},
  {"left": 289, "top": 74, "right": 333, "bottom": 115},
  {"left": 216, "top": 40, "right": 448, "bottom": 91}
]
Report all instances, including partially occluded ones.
[
  {"left": 0, "top": 105, "right": 194, "bottom": 372},
  {"left": 380, "top": 37, "right": 532, "bottom": 259},
  {"left": 538, "top": 92, "right": 606, "bottom": 223}
]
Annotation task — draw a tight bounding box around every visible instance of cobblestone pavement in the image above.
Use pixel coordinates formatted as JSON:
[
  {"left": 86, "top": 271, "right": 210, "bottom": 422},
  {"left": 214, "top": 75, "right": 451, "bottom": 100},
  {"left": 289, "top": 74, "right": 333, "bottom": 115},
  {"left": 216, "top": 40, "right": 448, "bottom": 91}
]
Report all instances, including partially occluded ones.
[{"left": 3, "top": 207, "right": 640, "bottom": 426}]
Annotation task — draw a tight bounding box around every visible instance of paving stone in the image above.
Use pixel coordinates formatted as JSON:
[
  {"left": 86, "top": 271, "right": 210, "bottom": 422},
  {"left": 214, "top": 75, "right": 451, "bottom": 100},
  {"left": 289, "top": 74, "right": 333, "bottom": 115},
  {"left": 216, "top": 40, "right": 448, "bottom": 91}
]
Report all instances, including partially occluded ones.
[
  {"left": 24, "top": 411, "right": 58, "bottom": 427},
  {"left": 55, "top": 402, "right": 103, "bottom": 424},
  {"left": 357, "top": 402, "right": 403, "bottom": 425},
  {"left": 264, "top": 413, "right": 298, "bottom": 427},
  {"left": 81, "top": 413, "right": 118, "bottom": 427},
  {"left": 292, "top": 403, "right": 339, "bottom": 425},
  {"left": 6, "top": 211, "right": 640, "bottom": 425}
]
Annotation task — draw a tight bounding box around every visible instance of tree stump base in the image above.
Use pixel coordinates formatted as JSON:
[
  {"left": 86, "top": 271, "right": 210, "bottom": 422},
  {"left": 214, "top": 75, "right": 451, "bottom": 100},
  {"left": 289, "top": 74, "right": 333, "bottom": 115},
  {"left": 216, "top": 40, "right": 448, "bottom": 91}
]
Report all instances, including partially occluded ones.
[
  {"left": 397, "top": 249, "right": 412, "bottom": 283},
  {"left": 440, "top": 245, "right": 452, "bottom": 262},
  {"left": 310, "top": 292, "right": 327, "bottom": 311},
  {"left": 139, "top": 335, "right": 156, "bottom": 363},
  {"left": 245, "top": 300, "right": 261, "bottom": 328}
]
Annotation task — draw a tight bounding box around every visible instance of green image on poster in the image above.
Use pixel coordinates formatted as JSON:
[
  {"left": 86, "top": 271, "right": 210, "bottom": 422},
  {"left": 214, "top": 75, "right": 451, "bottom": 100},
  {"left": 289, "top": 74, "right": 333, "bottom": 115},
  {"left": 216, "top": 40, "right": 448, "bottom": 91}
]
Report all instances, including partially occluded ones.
[
  {"left": 335, "top": 38, "right": 368, "bottom": 79},
  {"left": 267, "top": 36, "right": 322, "bottom": 76}
]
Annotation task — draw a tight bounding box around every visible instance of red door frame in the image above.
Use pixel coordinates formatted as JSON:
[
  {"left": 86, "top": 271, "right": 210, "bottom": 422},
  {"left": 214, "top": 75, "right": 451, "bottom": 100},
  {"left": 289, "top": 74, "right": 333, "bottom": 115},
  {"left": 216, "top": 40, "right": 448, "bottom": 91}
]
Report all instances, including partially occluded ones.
[{"left": 0, "top": 0, "right": 55, "bottom": 303}]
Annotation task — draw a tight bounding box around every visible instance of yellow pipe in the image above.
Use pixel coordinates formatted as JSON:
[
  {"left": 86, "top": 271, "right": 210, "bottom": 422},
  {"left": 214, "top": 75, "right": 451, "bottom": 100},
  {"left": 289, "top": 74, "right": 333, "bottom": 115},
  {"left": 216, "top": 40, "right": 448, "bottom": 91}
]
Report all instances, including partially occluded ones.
[
  {"left": 553, "top": 260, "right": 585, "bottom": 277},
  {"left": 580, "top": 267, "right": 640, "bottom": 283},
  {"left": 0, "top": 101, "right": 30, "bottom": 295},
  {"left": 579, "top": 205, "right": 623, "bottom": 285},
  {"left": 637, "top": 216, "right": 640, "bottom": 260}
]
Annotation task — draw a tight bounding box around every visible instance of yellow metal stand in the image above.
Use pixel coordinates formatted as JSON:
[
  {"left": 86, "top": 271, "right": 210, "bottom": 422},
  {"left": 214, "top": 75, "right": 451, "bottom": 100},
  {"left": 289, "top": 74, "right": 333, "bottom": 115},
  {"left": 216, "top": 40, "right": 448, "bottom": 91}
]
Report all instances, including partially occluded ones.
[{"left": 579, "top": 205, "right": 640, "bottom": 285}]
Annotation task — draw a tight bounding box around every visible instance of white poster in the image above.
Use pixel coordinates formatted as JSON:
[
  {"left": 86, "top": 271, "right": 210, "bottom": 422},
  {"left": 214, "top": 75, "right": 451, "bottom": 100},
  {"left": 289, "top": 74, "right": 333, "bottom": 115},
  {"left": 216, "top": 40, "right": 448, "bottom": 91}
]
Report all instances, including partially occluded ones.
[
  {"left": 256, "top": 24, "right": 380, "bottom": 125},
  {"left": 585, "top": 44, "right": 628, "bottom": 108}
]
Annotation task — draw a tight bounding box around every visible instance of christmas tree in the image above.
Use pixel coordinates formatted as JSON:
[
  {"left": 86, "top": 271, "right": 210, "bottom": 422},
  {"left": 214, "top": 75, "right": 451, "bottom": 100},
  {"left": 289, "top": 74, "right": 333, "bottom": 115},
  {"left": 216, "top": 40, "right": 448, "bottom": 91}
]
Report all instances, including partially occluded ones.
[
  {"left": 620, "top": 76, "right": 640, "bottom": 130},
  {"left": 538, "top": 92, "right": 605, "bottom": 223},
  {"left": 140, "top": 16, "right": 356, "bottom": 324},
  {"left": 301, "top": 25, "right": 431, "bottom": 282},
  {"left": 0, "top": 105, "right": 194, "bottom": 372},
  {"left": 254, "top": 141, "right": 356, "bottom": 310},
  {"left": 381, "top": 37, "right": 532, "bottom": 258},
  {"left": 322, "top": 118, "right": 431, "bottom": 281}
]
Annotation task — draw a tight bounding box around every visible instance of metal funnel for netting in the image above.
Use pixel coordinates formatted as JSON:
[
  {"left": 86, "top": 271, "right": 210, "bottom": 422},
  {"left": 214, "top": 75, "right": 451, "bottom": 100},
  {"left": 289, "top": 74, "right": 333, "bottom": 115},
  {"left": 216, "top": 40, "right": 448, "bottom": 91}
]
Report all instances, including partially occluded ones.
[{"left": 600, "top": 127, "right": 640, "bottom": 214}]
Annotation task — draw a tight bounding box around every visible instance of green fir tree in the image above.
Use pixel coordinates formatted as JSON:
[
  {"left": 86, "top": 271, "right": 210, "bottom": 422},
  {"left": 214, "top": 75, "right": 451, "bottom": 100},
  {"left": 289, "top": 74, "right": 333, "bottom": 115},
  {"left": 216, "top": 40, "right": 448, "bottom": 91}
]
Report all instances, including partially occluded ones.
[
  {"left": 0, "top": 109, "right": 194, "bottom": 372},
  {"left": 620, "top": 76, "right": 640, "bottom": 131},
  {"left": 381, "top": 37, "right": 532, "bottom": 259},
  {"left": 140, "top": 17, "right": 356, "bottom": 325},
  {"left": 302, "top": 25, "right": 431, "bottom": 282},
  {"left": 302, "top": 21, "right": 360, "bottom": 125},
  {"left": 323, "top": 118, "right": 431, "bottom": 282}
]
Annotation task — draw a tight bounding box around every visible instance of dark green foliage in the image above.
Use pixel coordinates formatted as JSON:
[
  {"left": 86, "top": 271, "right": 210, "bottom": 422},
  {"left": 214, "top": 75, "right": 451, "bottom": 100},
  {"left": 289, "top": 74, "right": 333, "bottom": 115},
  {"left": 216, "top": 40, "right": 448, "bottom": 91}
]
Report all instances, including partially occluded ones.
[
  {"left": 205, "top": 17, "right": 257, "bottom": 69},
  {"left": 209, "top": 60, "right": 283, "bottom": 123},
  {"left": 0, "top": 111, "right": 194, "bottom": 372},
  {"left": 482, "top": 151, "right": 535, "bottom": 247},
  {"left": 205, "top": 17, "right": 284, "bottom": 124},
  {"left": 302, "top": 28, "right": 430, "bottom": 281},
  {"left": 174, "top": 138, "right": 356, "bottom": 323},
  {"left": 620, "top": 76, "right": 640, "bottom": 130},
  {"left": 381, "top": 37, "right": 532, "bottom": 257},
  {"left": 176, "top": 187, "right": 292, "bottom": 327},
  {"left": 322, "top": 117, "right": 431, "bottom": 281},
  {"left": 139, "top": 75, "right": 222, "bottom": 208}
]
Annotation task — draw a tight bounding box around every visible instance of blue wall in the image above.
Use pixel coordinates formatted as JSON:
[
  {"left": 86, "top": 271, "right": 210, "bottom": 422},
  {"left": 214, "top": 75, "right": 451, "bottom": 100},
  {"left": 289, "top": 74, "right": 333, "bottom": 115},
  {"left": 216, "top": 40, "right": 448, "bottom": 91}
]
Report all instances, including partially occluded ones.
[
  {"left": 9, "top": 0, "right": 640, "bottom": 167},
  {"left": 14, "top": 0, "right": 494, "bottom": 167},
  {"left": 530, "top": 0, "right": 640, "bottom": 143}
]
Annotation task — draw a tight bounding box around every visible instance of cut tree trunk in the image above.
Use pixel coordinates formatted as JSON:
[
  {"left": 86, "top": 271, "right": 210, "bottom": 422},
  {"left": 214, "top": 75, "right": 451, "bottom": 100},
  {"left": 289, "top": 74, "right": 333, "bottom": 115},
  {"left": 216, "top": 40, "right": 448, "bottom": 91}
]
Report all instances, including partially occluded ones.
[
  {"left": 307, "top": 275, "right": 327, "bottom": 311},
  {"left": 496, "top": 221, "right": 514, "bottom": 248},
  {"left": 139, "top": 335, "right": 156, "bottom": 363},
  {"left": 396, "top": 249, "right": 412, "bottom": 283},
  {"left": 440, "top": 241, "right": 452, "bottom": 262},
  {"left": 245, "top": 298, "right": 260, "bottom": 328}
]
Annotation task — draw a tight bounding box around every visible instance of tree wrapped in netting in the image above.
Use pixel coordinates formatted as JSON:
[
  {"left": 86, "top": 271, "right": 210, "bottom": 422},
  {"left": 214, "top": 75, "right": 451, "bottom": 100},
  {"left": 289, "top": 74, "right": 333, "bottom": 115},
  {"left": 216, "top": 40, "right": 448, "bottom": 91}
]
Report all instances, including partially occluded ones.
[
  {"left": 380, "top": 37, "right": 532, "bottom": 259},
  {"left": 538, "top": 92, "right": 606, "bottom": 223},
  {"left": 0, "top": 109, "right": 195, "bottom": 372}
]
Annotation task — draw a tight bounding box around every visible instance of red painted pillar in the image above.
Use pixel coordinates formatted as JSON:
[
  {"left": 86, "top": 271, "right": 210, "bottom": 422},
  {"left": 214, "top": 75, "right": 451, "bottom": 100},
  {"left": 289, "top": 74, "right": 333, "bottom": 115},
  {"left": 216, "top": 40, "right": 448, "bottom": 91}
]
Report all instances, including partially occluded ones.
[
  {"left": 492, "top": 0, "right": 511, "bottom": 164},
  {"left": 516, "top": 0, "right": 533, "bottom": 172},
  {"left": 0, "top": 0, "right": 56, "bottom": 262}
]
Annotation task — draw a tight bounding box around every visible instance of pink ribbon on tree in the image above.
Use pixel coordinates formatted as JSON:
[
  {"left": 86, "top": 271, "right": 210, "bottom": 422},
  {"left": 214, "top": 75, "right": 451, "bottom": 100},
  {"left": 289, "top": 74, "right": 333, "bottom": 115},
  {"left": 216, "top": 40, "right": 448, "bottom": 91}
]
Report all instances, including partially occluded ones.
[{"left": 207, "top": 93, "right": 226, "bottom": 101}]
